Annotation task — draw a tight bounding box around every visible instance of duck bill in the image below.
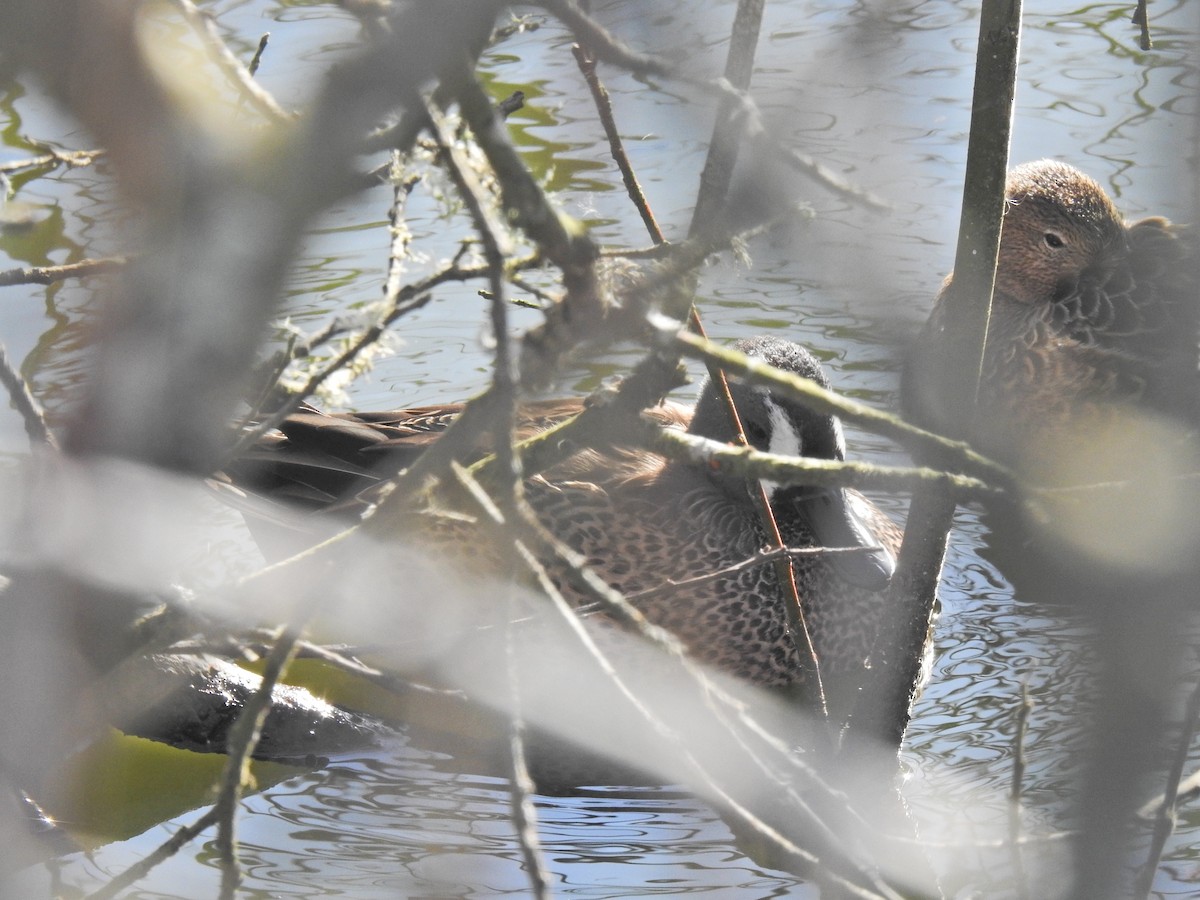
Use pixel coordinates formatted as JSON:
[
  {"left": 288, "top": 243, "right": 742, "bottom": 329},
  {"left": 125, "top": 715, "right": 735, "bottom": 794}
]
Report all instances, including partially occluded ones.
[{"left": 778, "top": 484, "right": 897, "bottom": 591}]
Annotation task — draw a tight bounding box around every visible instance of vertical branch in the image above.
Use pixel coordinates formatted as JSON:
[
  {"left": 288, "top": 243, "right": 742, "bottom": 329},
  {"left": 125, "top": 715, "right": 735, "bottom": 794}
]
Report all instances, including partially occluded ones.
[
  {"left": 1009, "top": 683, "right": 1033, "bottom": 900},
  {"left": 1076, "top": 601, "right": 1192, "bottom": 900},
  {"left": 1133, "top": 671, "right": 1200, "bottom": 898},
  {"left": 1073, "top": 17, "right": 1199, "bottom": 897},
  {"left": 677, "top": 0, "right": 829, "bottom": 721},
  {"left": 428, "top": 92, "right": 553, "bottom": 897},
  {"left": 215, "top": 625, "right": 303, "bottom": 899},
  {"left": 567, "top": 6, "right": 822, "bottom": 709},
  {"left": 685, "top": 0, "right": 821, "bottom": 691},
  {"left": 1008, "top": 683, "right": 1032, "bottom": 802},
  {"left": 248, "top": 33, "right": 270, "bottom": 78},
  {"left": 942, "top": 3, "right": 1024, "bottom": 434},
  {"left": 689, "top": 0, "right": 765, "bottom": 240},
  {"left": 1131, "top": 1, "right": 1152, "bottom": 51},
  {"left": 537, "top": 13, "right": 823, "bottom": 729},
  {"left": 845, "top": 0, "right": 1022, "bottom": 754},
  {"left": 426, "top": 87, "right": 516, "bottom": 482},
  {"left": 503, "top": 594, "right": 552, "bottom": 900}
]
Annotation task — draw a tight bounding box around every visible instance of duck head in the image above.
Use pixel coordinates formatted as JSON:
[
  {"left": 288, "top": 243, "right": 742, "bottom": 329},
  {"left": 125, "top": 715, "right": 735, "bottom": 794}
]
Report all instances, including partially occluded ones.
[
  {"left": 994, "top": 160, "right": 1128, "bottom": 305},
  {"left": 690, "top": 336, "right": 896, "bottom": 591}
]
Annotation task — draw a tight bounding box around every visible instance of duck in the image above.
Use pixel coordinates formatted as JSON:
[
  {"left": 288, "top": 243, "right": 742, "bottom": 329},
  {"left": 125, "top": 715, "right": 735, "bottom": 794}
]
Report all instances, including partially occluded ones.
[
  {"left": 226, "top": 336, "right": 904, "bottom": 725},
  {"left": 903, "top": 159, "right": 1197, "bottom": 462}
]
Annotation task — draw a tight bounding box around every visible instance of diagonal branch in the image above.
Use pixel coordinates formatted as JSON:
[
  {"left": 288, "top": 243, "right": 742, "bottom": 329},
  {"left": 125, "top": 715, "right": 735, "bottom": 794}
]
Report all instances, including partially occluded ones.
[{"left": 0, "top": 344, "right": 58, "bottom": 450}]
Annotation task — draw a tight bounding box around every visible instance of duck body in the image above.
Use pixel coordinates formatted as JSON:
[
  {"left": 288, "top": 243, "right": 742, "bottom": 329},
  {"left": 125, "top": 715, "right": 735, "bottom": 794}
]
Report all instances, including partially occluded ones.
[
  {"left": 228, "top": 337, "right": 903, "bottom": 722},
  {"left": 905, "top": 160, "right": 1197, "bottom": 461},
  {"left": 512, "top": 439, "right": 900, "bottom": 696},
  {"left": 905, "top": 161, "right": 1200, "bottom": 595}
]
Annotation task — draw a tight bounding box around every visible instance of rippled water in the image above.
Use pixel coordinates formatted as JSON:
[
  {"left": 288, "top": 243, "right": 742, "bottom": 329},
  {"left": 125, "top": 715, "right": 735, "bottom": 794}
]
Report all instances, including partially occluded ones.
[{"left": 2, "top": 0, "right": 1199, "bottom": 896}]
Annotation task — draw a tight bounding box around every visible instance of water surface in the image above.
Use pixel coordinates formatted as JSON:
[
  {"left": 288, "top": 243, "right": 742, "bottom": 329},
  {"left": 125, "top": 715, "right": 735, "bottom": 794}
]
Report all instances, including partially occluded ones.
[{"left": 1, "top": 0, "right": 1198, "bottom": 896}]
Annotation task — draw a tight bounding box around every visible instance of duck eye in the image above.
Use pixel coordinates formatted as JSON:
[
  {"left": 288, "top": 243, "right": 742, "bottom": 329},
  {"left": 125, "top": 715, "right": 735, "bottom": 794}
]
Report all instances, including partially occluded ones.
[
  {"left": 1043, "top": 231, "right": 1066, "bottom": 249},
  {"left": 744, "top": 421, "right": 768, "bottom": 445}
]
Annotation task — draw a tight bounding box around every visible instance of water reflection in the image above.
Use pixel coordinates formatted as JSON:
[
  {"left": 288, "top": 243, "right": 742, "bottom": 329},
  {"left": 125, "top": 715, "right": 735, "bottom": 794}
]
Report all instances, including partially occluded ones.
[{"left": 48, "top": 744, "right": 814, "bottom": 897}]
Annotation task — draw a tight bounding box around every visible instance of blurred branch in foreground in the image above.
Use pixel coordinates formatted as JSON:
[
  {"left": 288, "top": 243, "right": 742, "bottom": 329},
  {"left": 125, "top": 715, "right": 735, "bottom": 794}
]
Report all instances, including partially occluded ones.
[{"left": 6, "top": 1, "right": 1194, "bottom": 898}]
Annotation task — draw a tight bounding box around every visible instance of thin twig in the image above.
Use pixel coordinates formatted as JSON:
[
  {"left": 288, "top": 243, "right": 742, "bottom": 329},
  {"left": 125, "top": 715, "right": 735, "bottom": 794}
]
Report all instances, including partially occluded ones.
[
  {"left": 215, "top": 625, "right": 304, "bottom": 899},
  {"left": 537, "top": 0, "right": 675, "bottom": 80},
  {"left": 505, "top": 277, "right": 556, "bottom": 307},
  {"left": 243, "top": 289, "right": 432, "bottom": 428},
  {"left": 247, "top": 33, "right": 269, "bottom": 77},
  {"left": 689, "top": 0, "right": 765, "bottom": 238},
  {"left": 1009, "top": 682, "right": 1033, "bottom": 900},
  {"left": 429, "top": 92, "right": 554, "bottom": 897},
  {"left": 0, "top": 149, "right": 104, "bottom": 175},
  {"left": 169, "top": 0, "right": 291, "bottom": 122},
  {"left": 769, "top": 142, "right": 889, "bottom": 211},
  {"left": 572, "top": 545, "right": 898, "bottom": 617},
  {"left": 540, "top": 0, "right": 887, "bottom": 212},
  {"left": 380, "top": 163, "right": 420, "bottom": 315},
  {"left": 1009, "top": 682, "right": 1032, "bottom": 801},
  {"left": 668, "top": 327, "right": 1016, "bottom": 488},
  {"left": 647, "top": 424, "right": 997, "bottom": 498},
  {"left": 597, "top": 244, "right": 672, "bottom": 261},
  {"left": 243, "top": 637, "right": 469, "bottom": 702},
  {"left": 0, "top": 344, "right": 58, "bottom": 450},
  {"left": 452, "top": 64, "right": 599, "bottom": 309},
  {"left": 0, "top": 256, "right": 126, "bottom": 286},
  {"left": 503, "top": 610, "right": 551, "bottom": 900},
  {"left": 1134, "top": 670, "right": 1200, "bottom": 897},
  {"left": 85, "top": 807, "right": 222, "bottom": 900},
  {"left": 572, "top": 44, "right": 663, "bottom": 243},
  {"left": 240, "top": 251, "right": 541, "bottom": 428},
  {"left": 229, "top": 174, "right": 430, "bottom": 458}
]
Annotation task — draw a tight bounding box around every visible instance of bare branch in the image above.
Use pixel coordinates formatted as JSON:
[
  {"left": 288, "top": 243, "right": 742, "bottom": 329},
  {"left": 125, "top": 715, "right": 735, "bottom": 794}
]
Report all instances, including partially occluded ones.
[
  {"left": 668, "top": 327, "right": 1015, "bottom": 487},
  {"left": 169, "top": 0, "right": 291, "bottom": 123},
  {"left": 572, "top": 43, "right": 664, "bottom": 244},
  {"left": 1135, "top": 671, "right": 1200, "bottom": 895},
  {"left": 0, "top": 256, "right": 126, "bottom": 286},
  {"left": 85, "top": 807, "right": 222, "bottom": 900},
  {"left": 0, "top": 344, "right": 58, "bottom": 450},
  {"left": 247, "top": 33, "right": 270, "bottom": 78},
  {"left": 214, "top": 625, "right": 303, "bottom": 899},
  {"left": 0, "top": 148, "right": 104, "bottom": 175}
]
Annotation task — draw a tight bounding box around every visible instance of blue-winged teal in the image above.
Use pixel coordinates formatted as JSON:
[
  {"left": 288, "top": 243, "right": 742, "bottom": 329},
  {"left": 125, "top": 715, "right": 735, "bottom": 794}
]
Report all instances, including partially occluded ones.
[
  {"left": 905, "top": 159, "right": 1197, "bottom": 460},
  {"left": 229, "top": 336, "right": 902, "bottom": 721}
]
